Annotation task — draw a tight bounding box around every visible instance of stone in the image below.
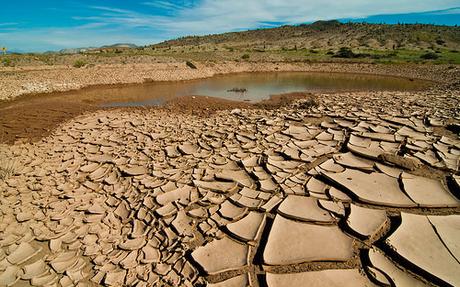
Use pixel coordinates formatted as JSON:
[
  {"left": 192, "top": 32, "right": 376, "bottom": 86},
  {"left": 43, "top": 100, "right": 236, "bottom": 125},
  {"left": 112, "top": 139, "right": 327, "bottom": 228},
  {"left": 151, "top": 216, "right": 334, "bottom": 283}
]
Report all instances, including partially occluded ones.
[
  {"left": 226, "top": 211, "right": 266, "bottom": 242},
  {"left": 264, "top": 215, "right": 353, "bottom": 265},
  {"left": 277, "top": 195, "right": 335, "bottom": 223},
  {"left": 191, "top": 236, "right": 248, "bottom": 274}
]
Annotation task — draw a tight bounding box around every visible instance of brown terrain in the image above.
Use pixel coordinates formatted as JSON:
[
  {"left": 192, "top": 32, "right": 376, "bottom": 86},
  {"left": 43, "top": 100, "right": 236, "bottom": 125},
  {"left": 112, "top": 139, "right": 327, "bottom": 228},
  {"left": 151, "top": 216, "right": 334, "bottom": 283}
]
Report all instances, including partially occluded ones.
[{"left": 0, "top": 21, "right": 459, "bottom": 287}]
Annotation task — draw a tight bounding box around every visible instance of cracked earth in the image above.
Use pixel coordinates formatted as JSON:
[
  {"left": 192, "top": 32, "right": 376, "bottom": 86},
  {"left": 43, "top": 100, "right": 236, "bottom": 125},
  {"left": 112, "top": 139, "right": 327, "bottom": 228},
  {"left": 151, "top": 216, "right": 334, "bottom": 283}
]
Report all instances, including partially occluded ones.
[{"left": 0, "top": 89, "right": 459, "bottom": 287}]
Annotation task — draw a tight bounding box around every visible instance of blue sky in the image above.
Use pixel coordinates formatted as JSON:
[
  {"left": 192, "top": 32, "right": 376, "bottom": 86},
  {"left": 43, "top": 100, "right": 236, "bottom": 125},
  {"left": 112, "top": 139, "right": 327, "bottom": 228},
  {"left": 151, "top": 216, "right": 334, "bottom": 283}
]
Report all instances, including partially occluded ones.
[{"left": 0, "top": 1, "right": 459, "bottom": 52}]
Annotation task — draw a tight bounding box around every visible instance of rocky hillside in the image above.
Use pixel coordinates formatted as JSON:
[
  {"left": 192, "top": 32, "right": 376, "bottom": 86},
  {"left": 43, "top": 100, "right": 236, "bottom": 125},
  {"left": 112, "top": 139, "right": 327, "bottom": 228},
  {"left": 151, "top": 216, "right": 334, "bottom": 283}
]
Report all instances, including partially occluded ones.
[{"left": 151, "top": 20, "right": 460, "bottom": 51}]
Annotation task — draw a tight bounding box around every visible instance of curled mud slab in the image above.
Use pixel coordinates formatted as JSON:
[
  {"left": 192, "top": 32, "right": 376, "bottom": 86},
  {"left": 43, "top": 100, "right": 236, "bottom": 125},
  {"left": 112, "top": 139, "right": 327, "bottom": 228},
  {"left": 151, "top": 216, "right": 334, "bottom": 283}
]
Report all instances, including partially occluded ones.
[{"left": 1, "top": 85, "right": 459, "bottom": 286}]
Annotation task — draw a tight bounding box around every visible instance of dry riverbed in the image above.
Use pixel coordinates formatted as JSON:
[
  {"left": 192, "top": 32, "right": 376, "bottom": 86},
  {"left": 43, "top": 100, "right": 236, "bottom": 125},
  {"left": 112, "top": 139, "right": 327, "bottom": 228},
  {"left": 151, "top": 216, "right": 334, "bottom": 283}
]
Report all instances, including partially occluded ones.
[{"left": 0, "top": 62, "right": 459, "bottom": 287}]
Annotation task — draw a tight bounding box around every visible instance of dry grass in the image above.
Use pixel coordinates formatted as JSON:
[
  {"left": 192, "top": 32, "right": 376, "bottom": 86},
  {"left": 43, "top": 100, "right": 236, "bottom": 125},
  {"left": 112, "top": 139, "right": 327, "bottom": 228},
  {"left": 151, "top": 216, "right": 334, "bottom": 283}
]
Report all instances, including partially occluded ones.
[
  {"left": 0, "top": 150, "right": 16, "bottom": 180},
  {"left": 0, "top": 131, "right": 17, "bottom": 180}
]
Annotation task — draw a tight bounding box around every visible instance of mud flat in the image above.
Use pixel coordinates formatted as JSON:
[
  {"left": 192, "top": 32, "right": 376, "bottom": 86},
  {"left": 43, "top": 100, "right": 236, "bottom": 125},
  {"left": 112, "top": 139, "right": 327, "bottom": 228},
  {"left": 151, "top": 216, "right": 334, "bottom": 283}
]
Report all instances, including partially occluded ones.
[{"left": 1, "top": 83, "right": 459, "bottom": 286}]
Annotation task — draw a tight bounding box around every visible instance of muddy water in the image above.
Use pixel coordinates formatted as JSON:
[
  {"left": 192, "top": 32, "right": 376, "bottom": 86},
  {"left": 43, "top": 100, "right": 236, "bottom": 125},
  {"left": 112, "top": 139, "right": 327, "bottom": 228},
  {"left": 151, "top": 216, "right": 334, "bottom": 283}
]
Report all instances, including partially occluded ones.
[
  {"left": 0, "top": 72, "right": 430, "bottom": 144},
  {"left": 101, "top": 72, "right": 428, "bottom": 107}
]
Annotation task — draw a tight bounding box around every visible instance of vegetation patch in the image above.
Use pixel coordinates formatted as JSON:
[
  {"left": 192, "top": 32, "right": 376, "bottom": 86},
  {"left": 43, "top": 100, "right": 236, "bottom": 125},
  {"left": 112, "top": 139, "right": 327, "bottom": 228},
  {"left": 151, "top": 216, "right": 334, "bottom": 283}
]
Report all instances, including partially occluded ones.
[
  {"left": 420, "top": 52, "right": 440, "bottom": 60},
  {"left": 73, "top": 60, "right": 87, "bottom": 68}
]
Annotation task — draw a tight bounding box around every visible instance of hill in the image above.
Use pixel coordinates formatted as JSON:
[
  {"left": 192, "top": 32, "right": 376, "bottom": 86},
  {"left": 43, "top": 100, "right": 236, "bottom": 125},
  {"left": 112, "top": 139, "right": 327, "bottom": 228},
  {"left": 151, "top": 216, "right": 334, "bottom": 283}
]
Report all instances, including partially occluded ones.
[{"left": 151, "top": 20, "right": 460, "bottom": 51}]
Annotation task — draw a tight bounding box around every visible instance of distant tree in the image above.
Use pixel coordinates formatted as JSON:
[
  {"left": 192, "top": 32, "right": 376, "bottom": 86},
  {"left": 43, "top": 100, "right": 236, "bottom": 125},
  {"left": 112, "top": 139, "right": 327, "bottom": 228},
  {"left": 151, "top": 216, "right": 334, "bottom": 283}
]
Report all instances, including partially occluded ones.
[{"left": 1, "top": 47, "right": 6, "bottom": 55}]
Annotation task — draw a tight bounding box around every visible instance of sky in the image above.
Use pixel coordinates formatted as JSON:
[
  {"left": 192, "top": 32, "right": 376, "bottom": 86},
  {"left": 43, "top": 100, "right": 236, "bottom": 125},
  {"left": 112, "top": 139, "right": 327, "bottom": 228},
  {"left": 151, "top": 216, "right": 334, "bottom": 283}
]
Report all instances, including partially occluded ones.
[{"left": 0, "top": 0, "right": 459, "bottom": 52}]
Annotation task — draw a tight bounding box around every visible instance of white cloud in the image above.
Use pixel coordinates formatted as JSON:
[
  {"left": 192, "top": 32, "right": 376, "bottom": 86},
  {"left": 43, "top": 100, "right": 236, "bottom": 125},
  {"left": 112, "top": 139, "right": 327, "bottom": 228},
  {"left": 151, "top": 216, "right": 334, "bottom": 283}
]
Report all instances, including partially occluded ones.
[
  {"left": 85, "top": 1, "right": 460, "bottom": 35},
  {"left": 1, "top": 0, "right": 459, "bottom": 52}
]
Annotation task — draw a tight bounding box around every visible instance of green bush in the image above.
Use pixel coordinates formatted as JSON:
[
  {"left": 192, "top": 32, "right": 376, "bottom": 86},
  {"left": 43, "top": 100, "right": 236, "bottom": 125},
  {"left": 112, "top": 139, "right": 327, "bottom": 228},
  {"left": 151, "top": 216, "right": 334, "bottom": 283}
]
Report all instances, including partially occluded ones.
[
  {"left": 241, "top": 54, "right": 250, "bottom": 60},
  {"left": 420, "top": 52, "right": 439, "bottom": 60},
  {"left": 73, "top": 60, "right": 87, "bottom": 68},
  {"left": 333, "top": 47, "right": 358, "bottom": 58},
  {"left": 1, "top": 58, "right": 14, "bottom": 67}
]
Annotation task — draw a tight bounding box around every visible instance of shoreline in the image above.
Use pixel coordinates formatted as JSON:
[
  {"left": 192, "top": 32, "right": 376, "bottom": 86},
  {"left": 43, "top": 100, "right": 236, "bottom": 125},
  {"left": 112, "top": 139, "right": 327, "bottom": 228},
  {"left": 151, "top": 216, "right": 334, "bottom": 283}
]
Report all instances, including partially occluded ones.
[{"left": 1, "top": 61, "right": 458, "bottom": 102}]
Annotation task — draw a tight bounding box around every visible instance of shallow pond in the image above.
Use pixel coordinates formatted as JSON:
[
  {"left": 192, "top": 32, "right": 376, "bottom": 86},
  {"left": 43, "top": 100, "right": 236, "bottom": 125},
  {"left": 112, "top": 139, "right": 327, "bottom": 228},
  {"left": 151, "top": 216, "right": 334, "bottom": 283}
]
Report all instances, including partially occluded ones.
[{"left": 100, "top": 72, "right": 429, "bottom": 107}]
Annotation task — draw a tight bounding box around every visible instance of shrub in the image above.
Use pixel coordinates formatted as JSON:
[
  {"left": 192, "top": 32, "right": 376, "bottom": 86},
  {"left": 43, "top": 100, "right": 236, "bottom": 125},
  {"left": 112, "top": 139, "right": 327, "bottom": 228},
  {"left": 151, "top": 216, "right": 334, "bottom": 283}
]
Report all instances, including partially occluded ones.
[
  {"left": 1, "top": 58, "right": 14, "bottom": 67},
  {"left": 333, "top": 47, "right": 357, "bottom": 58},
  {"left": 186, "top": 61, "right": 197, "bottom": 69},
  {"left": 298, "top": 98, "right": 319, "bottom": 109},
  {"left": 0, "top": 153, "right": 16, "bottom": 180},
  {"left": 436, "top": 39, "right": 445, "bottom": 45},
  {"left": 73, "top": 60, "right": 87, "bottom": 68},
  {"left": 420, "top": 52, "right": 439, "bottom": 60},
  {"left": 241, "top": 54, "right": 250, "bottom": 60}
]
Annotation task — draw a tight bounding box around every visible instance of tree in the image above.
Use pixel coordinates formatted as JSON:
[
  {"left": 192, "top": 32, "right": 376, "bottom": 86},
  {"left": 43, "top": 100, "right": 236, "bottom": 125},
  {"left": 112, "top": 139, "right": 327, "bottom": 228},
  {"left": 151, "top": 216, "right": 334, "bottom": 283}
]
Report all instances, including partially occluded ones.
[{"left": 1, "top": 47, "right": 6, "bottom": 55}]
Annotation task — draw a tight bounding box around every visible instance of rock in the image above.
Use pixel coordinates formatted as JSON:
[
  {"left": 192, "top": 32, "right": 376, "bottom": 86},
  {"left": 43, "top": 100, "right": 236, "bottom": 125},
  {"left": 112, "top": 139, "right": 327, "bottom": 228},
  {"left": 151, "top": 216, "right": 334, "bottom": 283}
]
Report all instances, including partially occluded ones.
[{"left": 231, "top": 109, "right": 242, "bottom": 115}]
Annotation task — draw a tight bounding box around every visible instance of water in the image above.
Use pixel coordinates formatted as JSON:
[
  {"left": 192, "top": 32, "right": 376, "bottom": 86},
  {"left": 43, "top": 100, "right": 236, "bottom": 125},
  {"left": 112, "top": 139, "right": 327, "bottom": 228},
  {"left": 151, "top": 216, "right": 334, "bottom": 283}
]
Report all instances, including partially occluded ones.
[{"left": 97, "top": 72, "right": 429, "bottom": 107}]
